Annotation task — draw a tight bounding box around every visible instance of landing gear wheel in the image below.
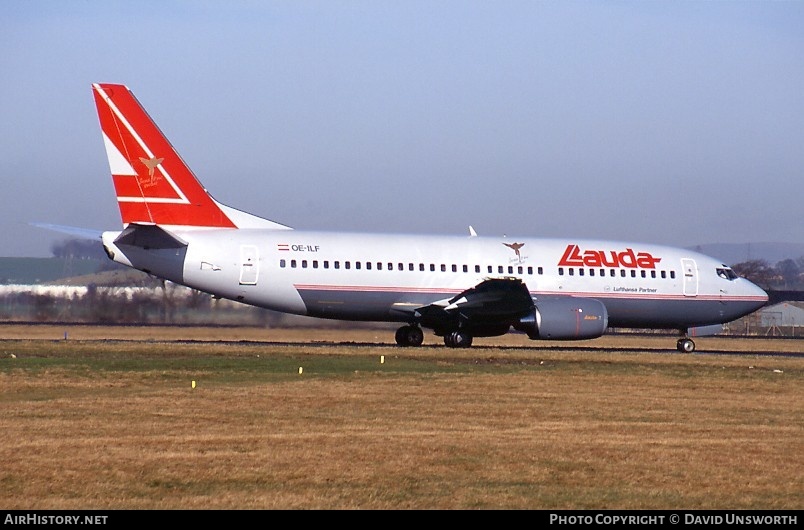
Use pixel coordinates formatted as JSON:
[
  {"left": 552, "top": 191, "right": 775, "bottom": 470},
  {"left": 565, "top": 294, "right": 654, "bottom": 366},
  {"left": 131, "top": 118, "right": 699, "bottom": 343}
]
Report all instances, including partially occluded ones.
[
  {"left": 395, "top": 325, "right": 424, "bottom": 347},
  {"left": 677, "top": 338, "right": 695, "bottom": 353},
  {"left": 444, "top": 330, "right": 473, "bottom": 348}
]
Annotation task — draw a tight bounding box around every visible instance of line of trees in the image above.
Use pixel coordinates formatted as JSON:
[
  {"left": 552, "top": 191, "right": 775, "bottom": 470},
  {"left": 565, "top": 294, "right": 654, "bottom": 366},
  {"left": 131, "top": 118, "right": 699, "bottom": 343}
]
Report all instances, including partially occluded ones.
[
  {"left": 0, "top": 284, "right": 286, "bottom": 326},
  {"left": 50, "top": 239, "right": 108, "bottom": 261},
  {"left": 731, "top": 257, "right": 804, "bottom": 291}
]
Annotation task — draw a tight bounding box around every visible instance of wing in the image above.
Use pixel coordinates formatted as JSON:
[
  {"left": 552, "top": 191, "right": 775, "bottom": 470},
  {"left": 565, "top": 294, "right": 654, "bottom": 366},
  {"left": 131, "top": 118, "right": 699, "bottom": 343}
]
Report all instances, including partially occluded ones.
[
  {"left": 402, "top": 277, "right": 610, "bottom": 343},
  {"left": 413, "top": 278, "right": 535, "bottom": 337}
]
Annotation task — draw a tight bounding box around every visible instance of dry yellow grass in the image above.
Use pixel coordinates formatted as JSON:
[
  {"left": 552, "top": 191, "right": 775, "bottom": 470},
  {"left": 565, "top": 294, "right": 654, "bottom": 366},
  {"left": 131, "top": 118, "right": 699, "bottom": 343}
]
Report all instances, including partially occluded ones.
[{"left": 0, "top": 325, "right": 801, "bottom": 510}]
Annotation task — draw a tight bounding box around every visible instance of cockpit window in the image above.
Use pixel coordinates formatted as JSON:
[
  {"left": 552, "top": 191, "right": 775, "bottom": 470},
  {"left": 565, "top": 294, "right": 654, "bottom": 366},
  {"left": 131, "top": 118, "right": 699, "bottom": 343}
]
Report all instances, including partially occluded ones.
[{"left": 716, "top": 267, "right": 738, "bottom": 280}]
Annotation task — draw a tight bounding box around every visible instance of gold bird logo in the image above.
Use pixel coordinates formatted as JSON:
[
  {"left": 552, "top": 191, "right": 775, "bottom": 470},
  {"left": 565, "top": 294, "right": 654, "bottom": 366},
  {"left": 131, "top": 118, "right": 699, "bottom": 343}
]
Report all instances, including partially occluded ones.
[
  {"left": 139, "top": 156, "right": 164, "bottom": 186},
  {"left": 503, "top": 242, "right": 525, "bottom": 260}
]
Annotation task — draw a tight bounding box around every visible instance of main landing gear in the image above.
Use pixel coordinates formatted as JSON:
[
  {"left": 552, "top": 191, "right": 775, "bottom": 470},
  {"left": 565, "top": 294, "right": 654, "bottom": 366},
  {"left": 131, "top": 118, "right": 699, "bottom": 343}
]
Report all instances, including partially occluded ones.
[
  {"left": 443, "top": 330, "right": 473, "bottom": 348},
  {"left": 395, "top": 325, "right": 424, "bottom": 347},
  {"left": 677, "top": 337, "right": 696, "bottom": 353},
  {"left": 394, "top": 325, "right": 474, "bottom": 348}
]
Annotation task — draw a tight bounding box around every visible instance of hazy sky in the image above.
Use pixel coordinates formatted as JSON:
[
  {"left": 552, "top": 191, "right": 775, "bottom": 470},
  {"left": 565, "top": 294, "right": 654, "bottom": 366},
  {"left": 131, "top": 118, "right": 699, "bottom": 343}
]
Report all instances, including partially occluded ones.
[{"left": 2, "top": 1, "right": 803, "bottom": 257}]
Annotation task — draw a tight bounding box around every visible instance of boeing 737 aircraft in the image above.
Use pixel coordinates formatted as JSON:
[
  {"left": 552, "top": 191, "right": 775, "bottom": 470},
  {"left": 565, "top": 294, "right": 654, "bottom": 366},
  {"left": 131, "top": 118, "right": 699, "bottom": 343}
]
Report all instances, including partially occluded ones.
[{"left": 86, "top": 83, "right": 768, "bottom": 352}]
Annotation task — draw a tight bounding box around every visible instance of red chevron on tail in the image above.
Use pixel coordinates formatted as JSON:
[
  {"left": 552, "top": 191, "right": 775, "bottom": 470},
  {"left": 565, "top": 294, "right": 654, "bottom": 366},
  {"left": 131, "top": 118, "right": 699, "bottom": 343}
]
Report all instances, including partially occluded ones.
[{"left": 93, "top": 83, "right": 237, "bottom": 228}]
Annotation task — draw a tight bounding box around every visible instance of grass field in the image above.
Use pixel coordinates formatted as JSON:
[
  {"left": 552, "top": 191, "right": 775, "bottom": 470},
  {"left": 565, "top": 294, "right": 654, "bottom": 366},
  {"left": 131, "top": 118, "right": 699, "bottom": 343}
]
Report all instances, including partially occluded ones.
[{"left": 0, "top": 325, "right": 801, "bottom": 510}]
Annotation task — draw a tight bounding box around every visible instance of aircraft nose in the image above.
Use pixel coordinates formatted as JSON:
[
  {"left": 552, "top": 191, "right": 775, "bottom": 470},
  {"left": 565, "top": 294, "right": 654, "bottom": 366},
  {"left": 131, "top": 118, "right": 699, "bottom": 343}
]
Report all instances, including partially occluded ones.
[{"left": 745, "top": 280, "right": 769, "bottom": 309}]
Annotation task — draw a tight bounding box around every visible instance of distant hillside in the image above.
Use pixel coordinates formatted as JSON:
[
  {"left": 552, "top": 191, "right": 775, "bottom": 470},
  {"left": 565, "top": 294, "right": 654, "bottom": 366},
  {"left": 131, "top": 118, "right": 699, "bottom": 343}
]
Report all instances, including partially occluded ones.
[
  {"left": 0, "top": 257, "right": 105, "bottom": 284},
  {"left": 688, "top": 242, "right": 804, "bottom": 266},
  {"left": 47, "top": 267, "right": 159, "bottom": 287}
]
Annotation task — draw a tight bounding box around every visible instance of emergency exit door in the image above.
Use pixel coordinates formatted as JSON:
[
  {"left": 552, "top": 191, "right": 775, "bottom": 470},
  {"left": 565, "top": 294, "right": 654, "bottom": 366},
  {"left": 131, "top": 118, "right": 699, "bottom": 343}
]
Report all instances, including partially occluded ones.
[{"left": 681, "top": 258, "right": 698, "bottom": 296}]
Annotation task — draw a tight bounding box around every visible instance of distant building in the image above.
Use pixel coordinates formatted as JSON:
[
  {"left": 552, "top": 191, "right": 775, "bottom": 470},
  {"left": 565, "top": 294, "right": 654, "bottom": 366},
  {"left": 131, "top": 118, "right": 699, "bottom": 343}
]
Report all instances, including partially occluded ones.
[{"left": 760, "top": 303, "right": 804, "bottom": 336}]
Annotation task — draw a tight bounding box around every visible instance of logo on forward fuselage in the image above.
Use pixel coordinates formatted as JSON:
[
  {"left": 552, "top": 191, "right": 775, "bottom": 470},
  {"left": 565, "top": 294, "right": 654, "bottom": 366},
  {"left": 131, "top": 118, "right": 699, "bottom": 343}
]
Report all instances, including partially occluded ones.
[
  {"left": 503, "top": 242, "right": 525, "bottom": 262},
  {"left": 558, "top": 244, "right": 661, "bottom": 269}
]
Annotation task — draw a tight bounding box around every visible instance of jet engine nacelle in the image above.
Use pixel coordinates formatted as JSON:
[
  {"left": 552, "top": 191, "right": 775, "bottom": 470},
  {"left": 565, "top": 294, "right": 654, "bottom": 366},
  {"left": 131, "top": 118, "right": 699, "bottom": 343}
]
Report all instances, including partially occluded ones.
[{"left": 514, "top": 297, "right": 609, "bottom": 340}]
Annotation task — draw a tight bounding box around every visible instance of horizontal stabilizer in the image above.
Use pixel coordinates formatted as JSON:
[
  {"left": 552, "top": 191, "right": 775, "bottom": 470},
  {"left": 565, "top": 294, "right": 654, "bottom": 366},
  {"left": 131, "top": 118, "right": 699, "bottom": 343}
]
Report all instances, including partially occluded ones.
[
  {"left": 30, "top": 223, "right": 103, "bottom": 241},
  {"left": 113, "top": 223, "right": 188, "bottom": 249}
]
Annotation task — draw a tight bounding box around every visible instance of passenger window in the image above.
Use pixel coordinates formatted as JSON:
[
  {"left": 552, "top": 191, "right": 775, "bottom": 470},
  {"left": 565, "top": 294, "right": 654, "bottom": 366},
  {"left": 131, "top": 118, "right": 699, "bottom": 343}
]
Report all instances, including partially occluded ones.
[
  {"left": 558, "top": 267, "right": 564, "bottom": 276},
  {"left": 280, "top": 259, "right": 286, "bottom": 268}
]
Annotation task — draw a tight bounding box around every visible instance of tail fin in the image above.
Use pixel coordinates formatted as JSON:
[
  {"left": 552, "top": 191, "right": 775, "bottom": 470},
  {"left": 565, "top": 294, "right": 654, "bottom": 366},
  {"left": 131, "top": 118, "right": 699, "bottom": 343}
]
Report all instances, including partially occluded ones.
[{"left": 92, "top": 83, "right": 291, "bottom": 230}]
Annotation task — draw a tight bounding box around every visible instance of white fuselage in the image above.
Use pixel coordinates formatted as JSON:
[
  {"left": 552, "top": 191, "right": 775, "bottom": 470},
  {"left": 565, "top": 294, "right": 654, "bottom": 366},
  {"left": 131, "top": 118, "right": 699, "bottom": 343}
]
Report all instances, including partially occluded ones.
[{"left": 103, "top": 228, "right": 769, "bottom": 330}]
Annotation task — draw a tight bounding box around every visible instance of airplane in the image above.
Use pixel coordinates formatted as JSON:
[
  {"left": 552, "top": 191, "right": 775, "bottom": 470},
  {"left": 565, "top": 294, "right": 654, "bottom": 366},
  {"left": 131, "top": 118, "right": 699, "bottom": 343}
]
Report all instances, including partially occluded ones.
[{"left": 81, "top": 82, "right": 768, "bottom": 352}]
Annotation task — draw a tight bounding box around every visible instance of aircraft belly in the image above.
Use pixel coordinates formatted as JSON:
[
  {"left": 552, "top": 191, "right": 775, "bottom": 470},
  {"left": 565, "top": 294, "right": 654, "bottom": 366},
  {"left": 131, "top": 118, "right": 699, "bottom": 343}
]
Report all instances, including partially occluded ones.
[
  {"left": 604, "top": 297, "right": 755, "bottom": 328},
  {"left": 295, "top": 287, "right": 445, "bottom": 322}
]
